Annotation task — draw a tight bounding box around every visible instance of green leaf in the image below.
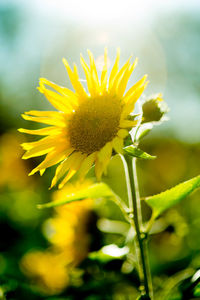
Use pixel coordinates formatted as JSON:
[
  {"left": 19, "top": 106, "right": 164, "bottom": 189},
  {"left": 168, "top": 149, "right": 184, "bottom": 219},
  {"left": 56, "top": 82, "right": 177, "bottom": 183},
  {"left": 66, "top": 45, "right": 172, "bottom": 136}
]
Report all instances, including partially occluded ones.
[
  {"left": 194, "top": 283, "right": 200, "bottom": 297},
  {"left": 145, "top": 175, "right": 200, "bottom": 219},
  {"left": 37, "top": 182, "right": 127, "bottom": 214},
  {"left": 89, "top": 244, "right": 129, "bottom": 263},
  {"left": 37, "top": 183, "right": 114, "bottom": 209},
  {"left": 124, "top": 145, "right": 156, "bottom": 160},
  {"left": 136, "top": 123, "right": 153, "bottom": 141}
]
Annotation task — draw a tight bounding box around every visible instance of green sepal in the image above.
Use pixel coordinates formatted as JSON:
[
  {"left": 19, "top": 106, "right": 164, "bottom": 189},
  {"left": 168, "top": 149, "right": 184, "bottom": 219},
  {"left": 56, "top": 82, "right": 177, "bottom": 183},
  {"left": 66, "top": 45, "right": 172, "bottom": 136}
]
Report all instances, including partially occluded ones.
[
  {"left": 124, "top": 145, "right": 156, "bottom": 160},
  {"left": 127, "top": 113, "right": 140, "bottom": 121},
  {"left": 145, "top": 175, "right": 200, "bottom": 219}
]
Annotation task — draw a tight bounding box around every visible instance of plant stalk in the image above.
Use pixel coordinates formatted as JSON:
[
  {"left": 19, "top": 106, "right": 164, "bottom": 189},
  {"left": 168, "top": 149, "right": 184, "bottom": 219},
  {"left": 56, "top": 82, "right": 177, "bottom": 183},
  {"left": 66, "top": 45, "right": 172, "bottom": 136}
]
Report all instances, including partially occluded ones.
[{"left": 123, "top": 155, "right": 153, "bottom": 299}]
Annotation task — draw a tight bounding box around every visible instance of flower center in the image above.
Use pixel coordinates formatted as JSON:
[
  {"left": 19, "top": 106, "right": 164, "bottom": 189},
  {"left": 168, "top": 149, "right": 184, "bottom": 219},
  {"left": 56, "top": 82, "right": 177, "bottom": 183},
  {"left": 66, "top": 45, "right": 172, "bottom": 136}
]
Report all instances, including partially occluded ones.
[{"left": 68, "top": 95, "right": 122, "bottom": 154}]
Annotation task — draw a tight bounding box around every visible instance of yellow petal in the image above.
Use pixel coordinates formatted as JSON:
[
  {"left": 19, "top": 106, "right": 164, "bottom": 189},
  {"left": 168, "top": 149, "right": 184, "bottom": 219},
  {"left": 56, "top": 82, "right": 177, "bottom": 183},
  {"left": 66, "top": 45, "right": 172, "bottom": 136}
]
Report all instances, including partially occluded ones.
[
  {"left": 80, "top": 54, "right": 94, "bottom": 96},
  {"left": 79, "top": 152, "right": 97, "bottom": 179},
  {"left": 97, "top": 142, "right": 112, "bottom": 162},
  {"left": 29, "top": 147, "right": 74, "bottom": 176},
  {"left": 117, "top": 58, "right": 138, "bottom": 98},
  {"left": 21, "top": 114, "right": 66, "bottom": 127},
  {"left": 95, "top": 156, "right": 111, "bottom": 181},
  {"left": 110, "top": 56, "right": 132, "bottom": 94},
  {"left": 109, "top": 48, "right": 120, "bottom": 89},
  {"left": 123, "top": 75, "right": 148, "bottom": 102},
  {"left": 21, "top": 136, "right": 56, "bottom": 150},
  {"left": 121, "top": 82, "right": 148, "bottom": 118},
  {"left": 87, "top": 49, "right": 100, "bottom": 90},
  {"left": 58, "top": 153, "right": 86, "bottom": 189},
  {"left": 117, "top": 129, "right": 129, "bottom": 138},
  {"left": 24, "top": 110, "right": 63, "bottom": 118},
  {"left": 100, "top": 47, "right": 108, "bottom": 92},
  {"left": 22, "top": 144, "right": 54, "bottom": 159},
  {"left": 50, "top": 152, "right": 80, "bottom": 188},
  {"left": 39, "top": 78, "right": 78, "bottom": 104},
  {"left": 120, "top": 119, "right": 138, "bottom": 128},
  {"left": 40, "top": 169, "right": 45, "bottom": 176},
  {"left": 95, "top": 160, "right": 105, "bottom": 181},
  {"left": 112, "top": 137, "right": 124, "bottom": 153},
  {"left": 18, "top": 127, "right": 62, "bottom": 136},
  {"left": 22, "top": 136, "right": 67, "bottom": 159},
  {"left": 62, "top": 58, "right": 87, "bottom": 98},
  {"left": 38, "top": 83, "right": 73, "bottom": 113},
  {"left": 58, "top": 169, "right": 77, "bottom": 189}
]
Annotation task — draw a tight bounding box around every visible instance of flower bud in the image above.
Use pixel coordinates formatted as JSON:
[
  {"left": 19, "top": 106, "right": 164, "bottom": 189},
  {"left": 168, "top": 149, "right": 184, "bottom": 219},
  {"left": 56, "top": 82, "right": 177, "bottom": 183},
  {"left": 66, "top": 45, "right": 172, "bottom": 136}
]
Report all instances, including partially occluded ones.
[{"left": 142, "top": 93, "right": 168, "bottom": 123}]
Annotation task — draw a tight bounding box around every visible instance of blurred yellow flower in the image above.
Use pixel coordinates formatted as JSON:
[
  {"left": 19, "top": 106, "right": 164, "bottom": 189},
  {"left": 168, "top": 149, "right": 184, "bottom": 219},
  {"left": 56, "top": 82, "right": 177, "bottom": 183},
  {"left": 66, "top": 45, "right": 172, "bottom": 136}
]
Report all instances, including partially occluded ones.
[
  {"left": 52, "top": 180, "right": 93, "bottom": 217},
  {"left": 20, "top": 250, "right": 69, "bottom": 295},
  {"left": 43, "top": 181, "right": 92, "bottom": 253},
  {"left": 19, "top": 49, "right": 148, "bottom": 188},
  {"left": 21, "top": 180, "right": 93, "bottom": 295},
  {"left": 0, "top": 133, "right": 31, "bottom": 188}
]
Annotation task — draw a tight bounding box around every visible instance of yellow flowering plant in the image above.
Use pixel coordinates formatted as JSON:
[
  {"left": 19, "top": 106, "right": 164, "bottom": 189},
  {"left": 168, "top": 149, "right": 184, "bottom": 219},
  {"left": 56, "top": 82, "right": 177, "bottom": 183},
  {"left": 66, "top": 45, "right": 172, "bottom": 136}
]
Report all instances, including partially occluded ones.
[
  {"left": 19, "top": 48, "right": 147, "bottom": 188},
  {"left": 20, "top": 49, "right": 200, "bottom": 299}
]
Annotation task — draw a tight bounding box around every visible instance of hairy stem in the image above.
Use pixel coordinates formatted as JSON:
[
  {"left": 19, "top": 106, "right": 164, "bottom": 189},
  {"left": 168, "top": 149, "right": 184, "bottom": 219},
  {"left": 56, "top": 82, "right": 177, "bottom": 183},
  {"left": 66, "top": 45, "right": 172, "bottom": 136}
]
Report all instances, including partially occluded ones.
[{"left": 123, "top": 155, "right": 153, "bottom": 299}]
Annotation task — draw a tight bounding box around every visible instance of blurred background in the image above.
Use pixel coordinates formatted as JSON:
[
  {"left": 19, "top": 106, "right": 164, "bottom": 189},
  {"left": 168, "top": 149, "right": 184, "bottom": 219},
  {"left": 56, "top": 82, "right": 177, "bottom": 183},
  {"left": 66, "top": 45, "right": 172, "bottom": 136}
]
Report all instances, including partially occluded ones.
[{"left": 0, "top": 0, "right": 200, "bottom": 299}]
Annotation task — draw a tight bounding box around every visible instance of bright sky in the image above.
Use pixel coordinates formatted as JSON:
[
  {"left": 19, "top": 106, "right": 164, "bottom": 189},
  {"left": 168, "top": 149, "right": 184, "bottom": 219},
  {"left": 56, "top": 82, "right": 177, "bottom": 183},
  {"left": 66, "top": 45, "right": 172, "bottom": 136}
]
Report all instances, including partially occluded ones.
[{"left": 31, "top": 0, "right": 200, "bottom": 24}]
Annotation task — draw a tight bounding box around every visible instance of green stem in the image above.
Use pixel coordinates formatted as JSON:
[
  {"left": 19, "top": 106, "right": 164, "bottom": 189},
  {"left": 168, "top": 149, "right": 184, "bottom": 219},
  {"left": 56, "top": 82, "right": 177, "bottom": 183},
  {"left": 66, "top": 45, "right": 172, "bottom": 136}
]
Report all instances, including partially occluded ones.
[
  {"left": 121, "top": 155, "right": 134, "bottom": 214},
  {"left": 132, "top": 158, "right": 143, "bottom": 228},
  {"left": 112, "top": 193, "right": 134, "bottom": 226},
  {"left": 123, "top": 155, "right": 153, "bottom": 299},
  {"left": 132, "top": 158, "right": 153, "bottom": 299},
  {"left": 145, "top": 214, "right": 155, "bottom": 234}
]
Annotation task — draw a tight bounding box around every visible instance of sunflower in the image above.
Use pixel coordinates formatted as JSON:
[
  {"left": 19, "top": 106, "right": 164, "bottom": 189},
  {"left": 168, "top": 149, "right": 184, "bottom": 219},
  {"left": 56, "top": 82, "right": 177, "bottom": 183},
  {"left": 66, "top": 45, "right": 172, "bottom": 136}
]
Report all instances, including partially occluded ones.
[{"left": 19, "top": 49, "right": 148, "bottom": 189}]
